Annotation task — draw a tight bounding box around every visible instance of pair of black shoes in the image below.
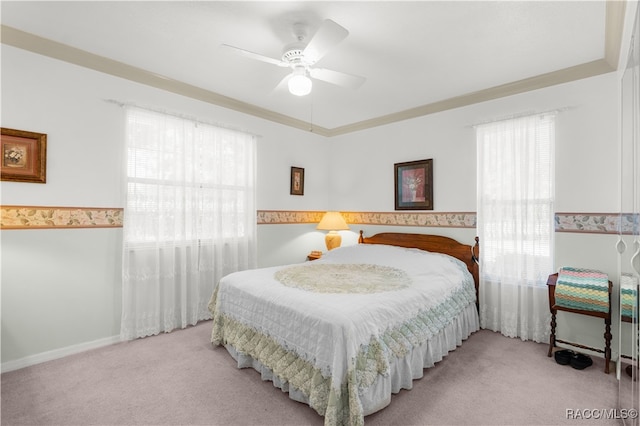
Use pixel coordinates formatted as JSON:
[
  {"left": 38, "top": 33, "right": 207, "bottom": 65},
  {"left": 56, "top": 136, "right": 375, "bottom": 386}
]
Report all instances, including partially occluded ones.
[{"left": 554, "top": 349, "right": 593, "bottom": 370}]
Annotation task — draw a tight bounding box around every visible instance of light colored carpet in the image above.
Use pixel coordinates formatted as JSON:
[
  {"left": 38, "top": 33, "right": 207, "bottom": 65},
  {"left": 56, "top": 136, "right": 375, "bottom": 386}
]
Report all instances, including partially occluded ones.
[{"left": 1, "top": 321, "right": 621, "bottom": 425}]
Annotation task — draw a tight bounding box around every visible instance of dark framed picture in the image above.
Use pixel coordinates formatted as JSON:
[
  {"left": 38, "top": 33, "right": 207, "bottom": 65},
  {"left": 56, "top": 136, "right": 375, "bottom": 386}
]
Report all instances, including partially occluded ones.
[
  {"left": 1, "top": 128, "right": 47, "bottom": 183},
  {"left": 394, "top": 159, "right": 433, "bottom": 210},
  {"left": 290, "top": 166, "right": 304, "bottom": 195}
]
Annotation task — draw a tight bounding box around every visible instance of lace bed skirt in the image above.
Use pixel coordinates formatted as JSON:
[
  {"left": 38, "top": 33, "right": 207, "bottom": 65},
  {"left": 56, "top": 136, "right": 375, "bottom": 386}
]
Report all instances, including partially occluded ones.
[{"left": 222, "top": 302, "right": 479, "bottom": 419}]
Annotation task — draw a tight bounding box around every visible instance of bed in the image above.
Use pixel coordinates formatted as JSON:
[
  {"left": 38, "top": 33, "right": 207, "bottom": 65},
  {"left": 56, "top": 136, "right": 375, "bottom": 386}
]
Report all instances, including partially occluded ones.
[{"left": 208, "top": 232, "right": 480, "bottom": 426}]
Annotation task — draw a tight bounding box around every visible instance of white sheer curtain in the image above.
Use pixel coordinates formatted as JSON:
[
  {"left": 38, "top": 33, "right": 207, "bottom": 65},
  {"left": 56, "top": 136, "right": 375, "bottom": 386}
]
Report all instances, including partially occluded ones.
[
  {"left": 121, "top": 106, "right": 257, "bottom": 340},
  {"left": 476, "top": 113, "right": 555, "bottom": 343}
]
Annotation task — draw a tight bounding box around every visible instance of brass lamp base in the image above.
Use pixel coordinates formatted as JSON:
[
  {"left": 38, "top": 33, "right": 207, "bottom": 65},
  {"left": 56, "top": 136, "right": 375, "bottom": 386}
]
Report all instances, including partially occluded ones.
[{"left": 325, "top": 230, "right": 342, "bottom": 251}]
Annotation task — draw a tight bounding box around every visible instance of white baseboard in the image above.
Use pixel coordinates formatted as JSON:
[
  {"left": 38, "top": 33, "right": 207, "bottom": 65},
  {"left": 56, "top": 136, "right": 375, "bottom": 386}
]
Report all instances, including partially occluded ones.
[{"left": 1, "top": 335, "right": 121, "bottom": 373}]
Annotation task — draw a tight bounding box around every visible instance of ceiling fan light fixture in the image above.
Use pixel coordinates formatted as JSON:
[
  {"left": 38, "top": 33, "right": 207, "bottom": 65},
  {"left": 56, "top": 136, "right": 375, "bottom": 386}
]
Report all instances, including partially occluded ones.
[
  {"left": 288, "top": 71, "right": 312, "bottom": 96},
  {"left": 288, "top": 74, "right": 312, "bottom": 96}
]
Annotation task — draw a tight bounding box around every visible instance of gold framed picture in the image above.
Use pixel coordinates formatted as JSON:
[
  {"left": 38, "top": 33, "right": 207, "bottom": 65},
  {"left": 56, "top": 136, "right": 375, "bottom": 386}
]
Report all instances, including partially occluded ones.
[{"left": 1, "top": 128, "right": 47, "bottom": 183}]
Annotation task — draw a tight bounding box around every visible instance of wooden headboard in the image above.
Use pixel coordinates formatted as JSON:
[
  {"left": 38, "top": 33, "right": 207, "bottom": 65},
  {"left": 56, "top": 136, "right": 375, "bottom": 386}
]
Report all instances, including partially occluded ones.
[{"left": 358, "top": 231, "right": 480, "bottom": 306}]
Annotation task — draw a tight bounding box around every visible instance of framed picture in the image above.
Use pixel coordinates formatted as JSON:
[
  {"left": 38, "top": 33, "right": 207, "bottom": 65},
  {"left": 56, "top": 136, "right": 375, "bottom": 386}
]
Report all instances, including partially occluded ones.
[
  {"left": 1, "top": 128, "right": 47, "bottom": 183},
  {"left": 394, "top": 159, "right": 433, "bottom": 210},
  {"left": 290, "top": 166, "right": 304, "bottom": 195}
]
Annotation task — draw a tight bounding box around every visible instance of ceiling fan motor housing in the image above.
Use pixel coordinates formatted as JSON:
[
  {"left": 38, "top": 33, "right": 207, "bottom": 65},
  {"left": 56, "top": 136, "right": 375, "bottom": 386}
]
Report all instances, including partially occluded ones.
[{"left": 282, "top": 42, "right": 309, "bottom": 66}]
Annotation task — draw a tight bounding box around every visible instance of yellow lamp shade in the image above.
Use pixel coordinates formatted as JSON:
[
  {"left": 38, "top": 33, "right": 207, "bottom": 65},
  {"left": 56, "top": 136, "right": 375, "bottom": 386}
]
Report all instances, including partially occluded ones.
[{"left": 317, "top": 212, "right": 349, "bottom": 250}]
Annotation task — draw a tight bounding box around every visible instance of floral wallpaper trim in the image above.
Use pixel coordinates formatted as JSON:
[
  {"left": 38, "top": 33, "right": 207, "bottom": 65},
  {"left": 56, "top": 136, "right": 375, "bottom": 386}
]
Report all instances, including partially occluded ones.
[
  {"left": 258, "top": 211, "right": 638, "bottom": 234},
  {"left": 555, "top": 213, "right": 639, "bottom": 235},
  {"left": 257, "top": 210, "right": 477, "bottom": 228},
  {"left": 1, "top": 206, "right": 124, "bottom": 229},
  {"left": 342, "top": 211, "right": 477, "bottom": 228},
  {"left": 2, "top": 207, "right": 634, "bottom": 234},
  {"left": 256, "top": 210, "right": 326, "bottom": 224}
]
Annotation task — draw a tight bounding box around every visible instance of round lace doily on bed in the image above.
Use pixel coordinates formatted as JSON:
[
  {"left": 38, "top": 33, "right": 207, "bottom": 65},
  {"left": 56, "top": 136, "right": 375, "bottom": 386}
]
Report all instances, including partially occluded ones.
[{"left": 274, "top": 263, "right": 412, "bottom": 294}]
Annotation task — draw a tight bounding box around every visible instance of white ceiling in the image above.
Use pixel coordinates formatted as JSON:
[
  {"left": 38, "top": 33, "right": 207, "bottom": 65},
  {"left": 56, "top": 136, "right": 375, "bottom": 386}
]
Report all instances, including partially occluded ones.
[{"left": 0, "top": 1, "right": 628, "bottom": 136}]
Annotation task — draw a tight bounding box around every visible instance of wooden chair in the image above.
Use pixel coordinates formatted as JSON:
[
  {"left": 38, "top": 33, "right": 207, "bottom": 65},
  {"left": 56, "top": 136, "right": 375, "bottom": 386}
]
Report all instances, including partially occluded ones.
[{"left": 547, "top": 272, "right": 612, "bottom": 374}]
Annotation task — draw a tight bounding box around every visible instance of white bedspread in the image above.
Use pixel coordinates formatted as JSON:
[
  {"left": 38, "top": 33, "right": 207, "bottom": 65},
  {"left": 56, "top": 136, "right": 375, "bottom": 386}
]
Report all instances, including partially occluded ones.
[{"left": 208, "top": 244, "right": 478, "bottom": 425}]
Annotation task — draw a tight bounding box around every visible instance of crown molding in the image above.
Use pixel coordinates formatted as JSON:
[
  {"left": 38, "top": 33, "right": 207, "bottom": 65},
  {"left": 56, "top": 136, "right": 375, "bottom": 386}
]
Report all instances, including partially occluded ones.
[
  {"left": 604, "top": 0, "right": 626, "bottom": 69},
  {"left": 326, "top": 59, "right": 614, "bottom": 137},
  {"left": 0, "top": 25, "right": 333, "bottom": 137},
  {"left": 1, "top": 2, "right": 626, "bottom": 137}
]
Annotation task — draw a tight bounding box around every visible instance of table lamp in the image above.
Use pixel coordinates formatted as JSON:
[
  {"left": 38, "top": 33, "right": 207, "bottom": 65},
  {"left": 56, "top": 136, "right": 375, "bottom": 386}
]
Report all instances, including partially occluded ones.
[{"left": 317, "top": 211, "right": 349, "bottom": 251}]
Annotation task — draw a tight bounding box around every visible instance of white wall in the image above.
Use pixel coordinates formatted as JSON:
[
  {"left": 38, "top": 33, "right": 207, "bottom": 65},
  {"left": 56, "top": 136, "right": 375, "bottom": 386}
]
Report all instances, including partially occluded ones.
[
  {"left": 329, "top": 72, "right": 620, "bottom": 352},
  {"left": 326, "top": 74, "right": 621, "bottom": 356},
  {"left": 329, "top": 73, "right": 618, "bottom": 213},
  {"left": 0, "top": 41, "right": 623, "bottom": 368},
  {"left": 0, "top": 45, "right": 328, "bottom": 367},
  {"left": 1, "top": 228, "right": 123, "bottom": 362}
]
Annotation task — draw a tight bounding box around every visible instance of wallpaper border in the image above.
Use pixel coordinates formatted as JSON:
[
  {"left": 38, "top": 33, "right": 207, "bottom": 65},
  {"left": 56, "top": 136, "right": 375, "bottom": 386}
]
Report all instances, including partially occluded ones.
[
  {"left": 257, "top": 210, "right": 477, "bottom": 228},
  {"left": 0, "top": 205, "right": 124, "bottom": 229},
  {"left": 555, "top": 212, "right": 638, "bottom": 235},
  {"left": 257, "top": 210, "right": 638, "bottom": 235},
  {"left": 1, "top": 206, "right": 636, "bottom": 234}
]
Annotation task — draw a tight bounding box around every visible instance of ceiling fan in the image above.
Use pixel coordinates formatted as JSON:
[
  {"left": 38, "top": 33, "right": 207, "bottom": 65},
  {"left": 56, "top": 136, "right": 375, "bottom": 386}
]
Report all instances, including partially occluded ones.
[{"left": 221, "top": 19, "right": 366, "bottom": 96}]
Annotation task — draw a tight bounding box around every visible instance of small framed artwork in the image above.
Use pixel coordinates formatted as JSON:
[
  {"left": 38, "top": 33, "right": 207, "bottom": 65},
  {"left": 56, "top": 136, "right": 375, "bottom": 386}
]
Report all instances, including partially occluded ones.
[
  {"left": 394, "top": 159, "right": 433, "bottom": 210},
  {"left": 1, "top": 128, "right": 47, "bottom": 183},
  {"left": 290, "top": 166, "right": 304, "bottom": 195}
]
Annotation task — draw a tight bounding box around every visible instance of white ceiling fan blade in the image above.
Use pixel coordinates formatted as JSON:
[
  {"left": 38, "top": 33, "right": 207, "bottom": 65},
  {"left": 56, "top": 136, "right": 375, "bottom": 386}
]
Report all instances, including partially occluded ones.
[
  {"left": 303, "top": 19, "right": 349, "bottom": 64},
  {"left": 220, "top": 44, "right": 288, "bottom": 67},
  {"left": 309, "top": 67, "right": 365, "bottom": 90},
  {"left": 272, "top": 73, "right": 292, "bottom": 93}
]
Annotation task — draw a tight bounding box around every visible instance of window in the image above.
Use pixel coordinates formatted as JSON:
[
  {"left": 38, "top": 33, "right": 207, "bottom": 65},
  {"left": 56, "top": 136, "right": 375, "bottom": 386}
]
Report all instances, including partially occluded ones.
[
  {"left": 125, "top": 109, "right": 255, "bottom": 244},
  {"left": 121, "top": 106, "right": 256, "bottom": 340},
  {"left": 477, "top": 113, "right": 555, "bottom": 285},
  {"left": 476, "top": 113, "right": 555, "bottom": 342}
]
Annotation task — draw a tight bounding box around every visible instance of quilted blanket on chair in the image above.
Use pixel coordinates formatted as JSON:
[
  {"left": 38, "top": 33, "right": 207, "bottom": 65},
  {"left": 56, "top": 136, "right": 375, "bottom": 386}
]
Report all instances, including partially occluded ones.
[
  {"left": 620, "top": 273, "right": 639, "bottom": 319},
  {"left": 555, "top": 267, "right": 609, "bottom": 313}
]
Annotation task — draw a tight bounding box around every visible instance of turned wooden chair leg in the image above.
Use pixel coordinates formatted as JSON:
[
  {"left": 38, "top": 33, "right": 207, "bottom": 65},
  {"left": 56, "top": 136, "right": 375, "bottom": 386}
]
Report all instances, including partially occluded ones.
[
  {"left": 548, "top": 311, "right": 557, "bottom": 357},
  {"left": 604, "top": 318, "right": 612, "bottom": 374}
]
